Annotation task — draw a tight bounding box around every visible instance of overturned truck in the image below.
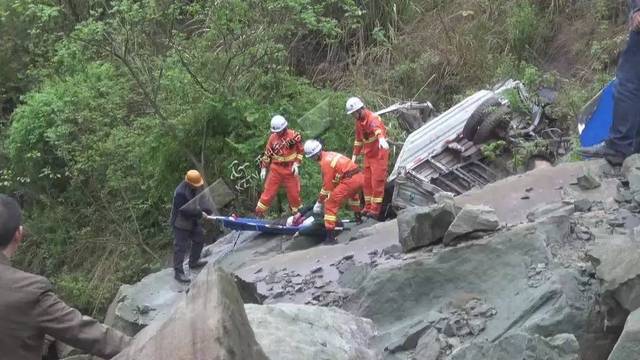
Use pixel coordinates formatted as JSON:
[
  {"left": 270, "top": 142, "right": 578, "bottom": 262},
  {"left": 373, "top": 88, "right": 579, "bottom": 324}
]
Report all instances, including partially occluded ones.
[{"left": 385, "top": 80, "right": 564, "bottom": 211}]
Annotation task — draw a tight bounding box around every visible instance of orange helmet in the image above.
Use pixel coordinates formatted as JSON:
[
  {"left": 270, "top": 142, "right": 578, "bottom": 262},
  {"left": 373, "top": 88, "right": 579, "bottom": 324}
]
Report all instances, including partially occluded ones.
[{"left": 185, "top": 170, "right": 204, "bottom": 187}]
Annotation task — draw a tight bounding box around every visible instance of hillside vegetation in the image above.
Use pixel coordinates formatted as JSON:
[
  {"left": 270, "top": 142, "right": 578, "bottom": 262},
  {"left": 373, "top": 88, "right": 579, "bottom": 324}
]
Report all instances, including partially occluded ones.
[{"left": 0, "top": 0, "right": 630, "bottom": 317}]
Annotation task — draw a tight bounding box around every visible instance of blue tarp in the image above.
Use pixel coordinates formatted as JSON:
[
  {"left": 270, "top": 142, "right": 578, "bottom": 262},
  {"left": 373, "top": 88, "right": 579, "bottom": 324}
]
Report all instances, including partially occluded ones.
[{"left": 579, "top": 80, "right": 615, "bottom": 147}]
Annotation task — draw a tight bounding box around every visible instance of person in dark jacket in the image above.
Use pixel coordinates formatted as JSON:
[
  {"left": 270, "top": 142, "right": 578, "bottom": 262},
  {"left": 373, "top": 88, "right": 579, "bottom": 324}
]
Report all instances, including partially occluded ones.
[
  {"left": 170, "top": 170, "right": 211, "bottom": 283},
  {"left": 0, "top": 194, "right": 131, "bottom": 360},
  {"left": 579, "top": 0, "right": 640, "bottom": 165}
]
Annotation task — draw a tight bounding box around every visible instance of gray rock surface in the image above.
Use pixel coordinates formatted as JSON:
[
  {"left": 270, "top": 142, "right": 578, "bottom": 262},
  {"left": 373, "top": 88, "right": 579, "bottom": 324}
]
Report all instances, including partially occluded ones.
[
  {"left": 112, "top": 267, "right": 268, "bottom": 360},
  {"left": 105, "top": 268, "right": 186, "bottom": 337},
  {"left": 608, "top": 308, "right": 640, "bottom": 360},
  {"left": 443, "top": 205, "right": 499, "bottom": 246},
  {"left": 345, "top": 220, "right": 596, "bottom": 356},
  {"left": 526, "top": 202, "right": 574, "bottom": 223},
  {"left": 623, "top": 154, "right": 640, "bottom": 194},
  {"left": 397, "top": 203, "right": 456, "bottom": 252},
  {"left": 588, "top": 241, "right": 640, "bottom": 313},
  {"left": 245, "top": 303, "right": 380, "bottom": 360},
  {"left": 414, "top": 328, "right": 440, "bottom": 360},
  {"left": 449, "top": 332, "right": 579, "bottom": 360}
]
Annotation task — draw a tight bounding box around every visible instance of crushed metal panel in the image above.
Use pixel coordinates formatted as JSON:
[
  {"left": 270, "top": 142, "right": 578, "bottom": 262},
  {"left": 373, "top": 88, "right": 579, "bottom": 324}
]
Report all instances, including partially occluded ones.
[
  {"left": 388, "top": 90, "right": 494, "bottom": 181},
  {"left": 389, "top": 80, "right": 524, "bottom": 182}
]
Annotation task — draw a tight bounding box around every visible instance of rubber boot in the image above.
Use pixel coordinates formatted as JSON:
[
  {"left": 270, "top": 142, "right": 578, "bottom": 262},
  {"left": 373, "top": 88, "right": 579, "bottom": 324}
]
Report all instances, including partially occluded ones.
[
  {"left": 354, "top": 212, "right": 363, "bottom": 225},
  {"left": 174, "top": 270, "right": 191, "bottom": 284},
  {"left": 324, "top": 230, "right": 338, "bottom": 245},
  {"left": 189, "top": 259, "right": 208, "bottom": 269}
]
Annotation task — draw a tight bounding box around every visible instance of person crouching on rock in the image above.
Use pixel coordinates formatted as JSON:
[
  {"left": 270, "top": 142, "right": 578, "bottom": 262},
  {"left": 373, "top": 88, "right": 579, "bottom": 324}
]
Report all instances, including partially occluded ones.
[
  {"left": 170, "top": 170, "right": 212, "bottom": 283},
  {"left": 304, "top": 139, "right": 363, "bottom": 244}
]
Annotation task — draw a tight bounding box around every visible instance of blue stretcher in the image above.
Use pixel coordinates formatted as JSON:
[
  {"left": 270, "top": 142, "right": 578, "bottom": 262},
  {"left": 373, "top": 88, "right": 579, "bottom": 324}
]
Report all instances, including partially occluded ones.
[
  {"left": 210, "top": 216, "right": 301, "bottom": 234},
  {"left": 579, "top": 80, "right": 615, "bottom": 147},
  {"left": 208, "top": 216, "right": 346, "bottom": 236}
]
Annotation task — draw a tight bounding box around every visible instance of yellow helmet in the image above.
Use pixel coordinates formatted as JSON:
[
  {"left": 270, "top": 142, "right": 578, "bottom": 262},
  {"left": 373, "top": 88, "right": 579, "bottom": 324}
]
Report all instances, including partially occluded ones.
[{"left": 185, "top": 170, "right": 204, "bottom": 187}]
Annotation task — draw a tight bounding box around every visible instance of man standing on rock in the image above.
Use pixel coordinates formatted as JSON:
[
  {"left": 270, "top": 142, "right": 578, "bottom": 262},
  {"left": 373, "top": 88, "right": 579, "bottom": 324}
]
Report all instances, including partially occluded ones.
[
  {"left": 171, "top": 169, "right": 211, "bottom": 283},
  {"left": 256, "top": 115, "right": 304, "bottom": 216},
  {"left": 347, "top": 97, "right": 390, "bottom": 218},
  {"left": 579, "top": 1, "right": 640, "bottom": 165},
  {"left": 304, "top": 139, "right": 363, "bottom": 244},
  {"left": 0, "top": 194, "right": 131, "bottom": 359}
]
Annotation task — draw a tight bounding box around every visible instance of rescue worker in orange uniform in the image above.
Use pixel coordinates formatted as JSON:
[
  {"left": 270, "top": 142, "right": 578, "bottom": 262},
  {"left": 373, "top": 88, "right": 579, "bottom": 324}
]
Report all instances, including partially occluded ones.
[
  {"left": 256, "top": 115, "right": 304, "bottom": 216},
  {"left": 347, "top": 97, "right": 390, "bottom": 219},
  {"left": 305, "top": 139, "right": 363, "bottom": 244}
]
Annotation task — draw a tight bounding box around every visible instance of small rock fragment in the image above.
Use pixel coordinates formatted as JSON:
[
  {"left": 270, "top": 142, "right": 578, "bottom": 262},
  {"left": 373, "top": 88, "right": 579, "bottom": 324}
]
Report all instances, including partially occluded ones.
[
  {"left": 574, "top": 199, "right": 593, "bottom": 213},
  {"left": 577, "top": 174, "right": 601, "bottom": 190},
  {"left": 342, "top": 253, "right": 355, "bottom": 261},
  {"left": 382, "top": 244, "right": 402, "bottom": 256},
  {"left": 310, "top": 266, "right": 323, "bottom": 274},
  {"left": 468, "top": 318, "right": 486, "bottom": 336}
]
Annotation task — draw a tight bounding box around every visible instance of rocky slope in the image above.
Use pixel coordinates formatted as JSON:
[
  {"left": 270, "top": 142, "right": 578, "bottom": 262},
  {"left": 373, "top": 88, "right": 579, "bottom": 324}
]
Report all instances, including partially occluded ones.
[{"left": 63, "top": 157, "right": 640, "bottom": 360}]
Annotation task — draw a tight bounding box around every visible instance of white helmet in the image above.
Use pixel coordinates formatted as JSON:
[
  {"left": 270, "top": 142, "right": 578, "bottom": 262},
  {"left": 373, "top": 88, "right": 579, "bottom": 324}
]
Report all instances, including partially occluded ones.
[
  {"left": 270, "top": 115, "right": 288, "bottom": 133},
  {"left": 346, "top": 97, "right": 364, "bottom": 114},
  {"left": 304, "top": 139, "right": 323, "bottom": 158}
]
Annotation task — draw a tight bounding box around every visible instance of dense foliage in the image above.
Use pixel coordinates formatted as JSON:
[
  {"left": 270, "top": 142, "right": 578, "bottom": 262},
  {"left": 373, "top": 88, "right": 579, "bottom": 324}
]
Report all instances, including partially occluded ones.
[{"left": 0, "top": 0, "right": 629, "bottom": 316}]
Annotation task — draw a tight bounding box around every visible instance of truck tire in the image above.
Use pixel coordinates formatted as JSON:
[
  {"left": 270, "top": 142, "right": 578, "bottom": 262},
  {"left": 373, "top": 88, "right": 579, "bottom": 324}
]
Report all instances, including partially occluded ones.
[
  {"left": 462, "top": 97, "right": 501, "bottom": 142},
  {"left": 473, "top": 107, "right": 511, "bottom": 144}
]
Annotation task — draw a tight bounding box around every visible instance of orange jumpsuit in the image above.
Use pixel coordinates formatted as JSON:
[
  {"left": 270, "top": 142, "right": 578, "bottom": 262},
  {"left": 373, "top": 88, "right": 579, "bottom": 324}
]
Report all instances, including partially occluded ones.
[
  {"left": 353, "top": 109, "right": 389, "bottom": 216},
  {"left": 256, "top": 129, "right": 303, "bottom": 214},
  {"left": 317, "top": 151, "right": 364, "bottom": 231}
]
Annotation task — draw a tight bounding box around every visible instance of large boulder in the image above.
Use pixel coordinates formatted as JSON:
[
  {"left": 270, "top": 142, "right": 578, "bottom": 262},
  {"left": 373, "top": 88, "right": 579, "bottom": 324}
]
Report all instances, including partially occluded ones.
[
  {"left": 245, "top": 303, "right": 380, "bottom": 360},
  {"left": 112, "top": 267, "right": 268, "bottom": 360},
  {"left": 608, "top": 308, "right": 640, "bottom": 360},
  {"left": 443, "top": 205, "right": 500, "bottom": 246},
  {"left": 449, "top": 332, "right": 579, "bottom": 360},
  {"left": 397, "top": 203, "right": 456, "bottom": 252},
  {"left": 345, "top": 220, "right": 598, "bottom": 357}
]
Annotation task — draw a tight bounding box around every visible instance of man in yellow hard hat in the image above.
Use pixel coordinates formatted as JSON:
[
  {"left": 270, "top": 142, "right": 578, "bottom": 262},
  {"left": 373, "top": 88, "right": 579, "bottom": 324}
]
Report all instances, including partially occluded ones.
[{"left": 170, "top": 170, "right": 211, "bottom": 283}]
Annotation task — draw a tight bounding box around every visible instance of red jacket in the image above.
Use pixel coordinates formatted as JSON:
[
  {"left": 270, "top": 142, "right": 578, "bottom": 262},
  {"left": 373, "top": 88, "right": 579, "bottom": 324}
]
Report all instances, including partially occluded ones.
[
  {"left": 317, "top": 151, "right": 359, "bottom": 203},
  {"left": 260, "top": 129, "right": 303, "bottom": 168},
  {"left": 353, "top": 109, "right": 387, "bottom": 158}
]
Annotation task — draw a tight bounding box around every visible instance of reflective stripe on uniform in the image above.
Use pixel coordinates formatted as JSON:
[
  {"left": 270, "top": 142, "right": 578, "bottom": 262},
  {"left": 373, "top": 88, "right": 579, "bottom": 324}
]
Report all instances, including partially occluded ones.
[
  {"left": 272, "top": 153, "right": 298, "bottom": 162},
  {"left": 257, "top": 201, "right": 268, "bottom": 210},
  {"left": 372, "top": 197, "right": 384, "bottom": 204},
  {"left": 291, "top": 205, "right": 301, "bottom": 213},
  {"left": 363, "top": 136, "right": 378, "bottom": 144},
  {"left": 330, "top": 155, "right": 340, "bottom": 168},
  {"left": 354, "top": 141, "right": 363, "bottom": 146},
  {"left": 320, "top": 189, "right": 331, "bottom": 196},
  {"left": 348, "top": 200, "right": 360, "bottom": 206},
  {"left": 324, "top": 214, "right": 337, "bottom": 222},
  {"left": 296, "top": 154, "right": 304, "bottom": 160},
  {"left": 374, "top": 129, "right": 383, "bottom": 136}
]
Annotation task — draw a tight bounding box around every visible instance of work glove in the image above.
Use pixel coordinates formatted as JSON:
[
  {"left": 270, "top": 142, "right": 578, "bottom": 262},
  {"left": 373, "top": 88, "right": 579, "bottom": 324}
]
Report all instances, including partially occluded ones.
[
  {"left": 292, "top": 163, "right": 300, "bottom": 176},
  {"left": 260, "top": 168, "right": 267, "bottom": 181},
  {"left": 379, "top": 138, "right": 389, "bottom": 150},
  {"left": 313, "top": 201, "right": 323, "bottom": 214},
  {"left": 351, "top": 155, "right": 357, "bottom": 163}
]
